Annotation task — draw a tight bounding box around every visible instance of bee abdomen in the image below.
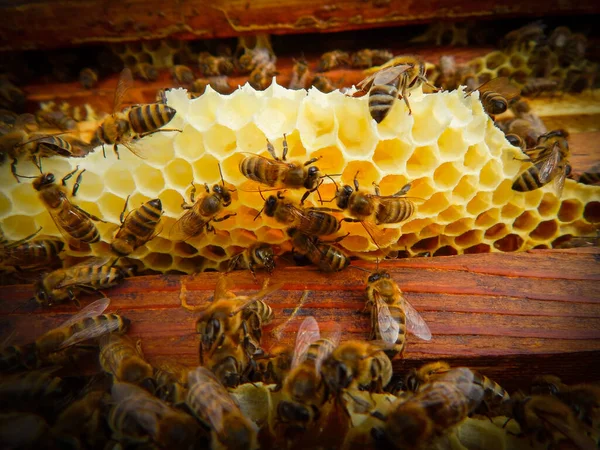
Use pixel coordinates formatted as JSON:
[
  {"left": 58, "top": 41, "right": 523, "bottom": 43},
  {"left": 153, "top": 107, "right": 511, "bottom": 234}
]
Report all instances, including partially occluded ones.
[
  {"left": 316, "top": 244, "right": 350, "bottom": 272},
  {"left": 128, "top": 104, "right": 176, "bottom": 134},
  {"left": 376, "top": 200, "right": 414, "bottom": 224},
  {"left": 369, "top": 84, "right": 398, "bottom": 123},
  {"left": 579, "top": 170, "right": 600, "bottom": 185},
  {"left": 304, "top": 212, "right": 340, "bottom": 236},
  {"left": 63, "top": 216, "right": 100, "bottom": 244},
  {"left": 512, "top": 166, "right": 546, "bottom": 192},
  {"left": 239, "top": 157, "right": 279, "bottom": 186}
]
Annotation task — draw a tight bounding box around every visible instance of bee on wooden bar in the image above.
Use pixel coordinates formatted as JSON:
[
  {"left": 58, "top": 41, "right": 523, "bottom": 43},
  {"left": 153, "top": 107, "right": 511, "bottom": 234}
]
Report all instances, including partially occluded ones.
[
  {"left": 33, "top": 257, "right": 128, "bottom": 307},
  {"left": 198, "top": 52, "right": 234, "bottom": 76},
  {"left": 0, "top": 227, "right": 64, "bottom": 272},
  {"left": 579, "top": 163, "right": 600, "bottom": 185},
  {"left": 79, "top": 68, "right": 98, "bottom": 89},
  {"left": 170, "top": 164, "right": 235, "bottom": 241},
  {"left": 254, "top": 344, "right": 294, "bottom": 387},
  {"left": 187, "top": 366, "right": 258, "bottom": 449},
  {"left": 92, "top": 68, "right": 178, "bottom": 159},
  {"left": 317, "top": 50, "right": 350, "bottom": 72},
  {"left": 466, "top": 77, "right": 520, "bottom": 116},
  {"left": 355, "top": 56, "right": 435, "bottom": 121},
  {"left": 521, "top": 77, "right": 560, "bottom": 97},
  {"left": 256, "top": 191, "right": 341, "bottom": 236},
  {"left": 100, "top": 334, "right": 154, "bottom": 388},
  {"left": 111, "top": 196, "right": 162, "bottom": 257},
  {"left": 33, "top": 169, "right": 104, "bottom": 246},
  {"left": 153, "top": 360, "right": 193, "bottom": 406},
  {"left": 351, "top": 49, "right": 394, "bottom": 69},
  {"left": 131, "top": 62, "right": 158, "bottom": 81},
  {"left": 370, "top": 368, "right": 485, "bottom": 450},
  {"left": 203, "top": 336, "right": 254, "bottom": 388},
  {"left": 287, "top": 228, "right": 350, "bottom": 272},
  {"left": 364, "top": 267, "right": 431, "bottom": 358},
  {"left": 512, "top": 129, "right": 571, "bottom": 197},
  {"left": 191, "top": 76, "right": 232, "bottom": 95},
  {"left": 227, "top": 242, "right": 275, "bottom": 278},
  {"left": 239, "top": 134, "right": 323, "bottom": 204},
  {"left": 289, "top": 58, "right": 311, "bottom": 90},
  {"left": 311, "top": 75, "right": 338, "bottom": 93},
  {"left": 249, "top": 61, "right": 277, "bottom": 90},
  {"left": 321, "top": 340, "right": 393, "bottom": 394},
  {"left": 109, "top": 381, "right": 202, "bottom": 448},
  {"left": 171, "top": 65, "right": 194, "bottom": 85}
]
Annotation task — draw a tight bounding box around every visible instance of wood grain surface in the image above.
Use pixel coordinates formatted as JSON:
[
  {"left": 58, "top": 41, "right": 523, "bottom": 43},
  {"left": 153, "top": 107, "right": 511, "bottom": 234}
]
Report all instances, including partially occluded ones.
[
  {"left": 2, "top": 1, "right": 599, "bottom": 51},
  {"left": 1, "top": 248, "right": 599, "bottom": 391}
]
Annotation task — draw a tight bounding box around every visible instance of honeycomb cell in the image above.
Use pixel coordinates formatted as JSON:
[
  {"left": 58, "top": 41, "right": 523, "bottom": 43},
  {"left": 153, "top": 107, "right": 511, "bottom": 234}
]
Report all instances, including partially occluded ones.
[
  {"left": 255, "top": 96, "right": 302, "bottom": 139},
  {"left": 124, "top": 55, "right": 137, "bottom": 66},
  {"left": 463, "top": 143, "right": 488, "bottom": 171},
  {"left": 375, "top": 97, "right": 414, "bottom": 141},
  {"left": 160, "top": 189, "right": 186, "bottom": 218},
  {"left": 104, "top": 166, "right": 136, "bottom": 198},
  {"left": 557, "top": 199, "right": 583, "bottom": 223},
  {"left": 497, "top": 67, "right": 512, "bottom": 78},
  {"left": 455, "top": 229, "right": 483, "bottom": 247},
  {"left": 132, "top": 165, "right": 164, "bottom": 198},
  {"left": 10, "top": 183, "right": 44, "bottom": 215},
  {"left": 335, "top": 99, "right": 378, "bottom": 157},
  {"left": 221, "top": 153, "right": 247, "bottom": 186},
  {"left": 485, "top": 51, "right": 507, "bottom": 70},
  {"left": 341, "top": 161, "right": 381, "bottom": 187},
  {"left": 494, "top": 234, "right": 524, "bottom": 252},
  {"left": 418, "top": 192, "right": 450, "bottom": 216},
  {"left": 445, "top": 218, "right": 475, "bottom": 236},
  {"left": 433, "top": 162, "right": 462, "bottom": 190},
  {"left": 406, "top": 145, "right": 440, "bottom": 178},
  {"left": 410, "top": 95, "right": 452, "bottom": 146},
  {"left": 411, "top": 236, "right": 439, "bottom": 252},
  {"left": 203, "top": 124, "right": 236, "bottom": 158},
  {"left": 437, "top": 205, "right": 465, "bottom": 223},
  {"left": 492, "top": 180, "right": 515, "bottom": 206},
  {"left": 191, "top": 154, "right": 220, "bottom": 184},
  {"left": 443, "top": 93, "right": 472, "bottom": 127},
  {"left": 174, "top": 126, "right": 205, "bottom": 160},
  {"left": 479, "top": 159, "right": 502, "bottom": 190},
  {"left": 217, "top": 90, "right": 261, "bottom": 130},
  {"left": 433, "top": 245, "right": 458, "bottom": 256},
  {"left": 478, "top": 71, "right": 492, "bottom": 84},
  {"left": 178, "top": 255, "right": 205, "bottom": 273},
  {"left": 530, "top": 220, "right": 558, "bottom": 240},
  {"left": 463, "top": 109, "right": 487, "bottom": 146},
  {"left": 437, "top": 128, "right": 469, "bottom": 163},
  {"left": 523, "top": 190, "right": 544, "bottom": 209},
  {"left": 378, "top": 175, "right": 410, "bottom": 196},
  {"left": 501, "top": 203, "right": 522, "bottom": 220},
  {"left": 511, "top": 70, "right": 528, "bottom": 85},
  {"left": 297, "top": 90, "right": 338, "bottom": 149},
  {"left": 341, "top": 235, "right": 370, "bottom": 252},
  {"left": 173, "top": 242, "right": 198, "bottom": 256},
  {"left": 309, "top": 146, "right": 345, "bottom": 177},
  {"left": 401, "top": 218, "right": 433, "bottom": 234},
  {"left": 199, "top": 245, "right": 228, "bottom": 262},
  {"left": 165, "top": 159, "right": 194, "bottom": 191},
  {"left": 510, "top": 54, "right": 525, "bottom": 69},
  {"left": 0, "top": 192, "right": 10, "bottom": 219},
  {"left": 38, "top": 158, "right": 73, "bottom": 178},
  {"left": 235, "top": 206, "right": 265, "bottom": 230},
  {"left": 474, "top": 209, "right": 500, "bottom": 228},
  {"left": 1, "top": 215, "right": 40, "bottom": 241},
  {"left": 484, "top": 223, "right": 508, "bottom": 240},
  {"left": 188, "top": 89, "right": 221, "bottom": 132},
  {"left": 466, "top": 192, "right": 492, "bottom": 216},
  {"left": 254, "top": 226, "right": 287, "bottom": 244},
  {"left": 236, "top": 123, "right": 267, "bottom": 154},
  {"left": 452, "top": 175, "right": 477, "bottom": 202},
  {"left": 537, "top": 193, "right": 560, "bottom": 217},
  {"left": 97, "top": 192, "right": 126, "bottom": 224},
  {"left": 583, "top": 202, "right": 600, "bottom": 223},
  {"left": 144, "top": 252, "right": 174, "bottom": 271},
  {"left": 373, "top": 139, "right": 414, "bottom": 174},
  {"left": 396, "top": 232, "right": 419, "bottom": 249},
  {"left": 72, "top": 170, "right": 104, "bottom": 203},
  {"left": 464, "top": 243, "right": 491, "bottom": 254}
]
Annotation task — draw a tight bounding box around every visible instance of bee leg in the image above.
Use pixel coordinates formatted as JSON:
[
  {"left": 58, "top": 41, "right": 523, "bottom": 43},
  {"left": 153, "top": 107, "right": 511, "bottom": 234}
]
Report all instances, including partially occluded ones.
[
  {"left": 120, "top": 195, "right": 131, "bottom": 225},
  {"left": 320, "top": 232, "right": 349, "bottom": 244},
  {"left": 282, "top": 133, "right": 288, "bottom": 161},
  {"left": 113, "top": 144, "right": 120, "bottom": 160},
  {"left": 71, "top": 204, "right": 107, "bottom": 223},
  {"left": 61, "top": 166, "right": 80, "bottom": 187},
  {"left": 213, "top": 213, "right": 237, "bottom": 223},
  {"left": 353, "top": 172, "right": 360, "bottom": 191},
  {"left": 303, "top": 156, "right": 320, "bottom": 167},
  {"left": 372, "top": 182, "right": 381, "bottom": 196},
  {"left": 102, "top": 144, "right": 106, "bottom": 159},
  {"left": 266, "top": 139, "right": 280, "bottom": 161},
  {"left": 71, "top": 169, "right": 86, "bottom": 197},
  {"left": 10, "top": 158, "right": 20, "bottom": 183}
]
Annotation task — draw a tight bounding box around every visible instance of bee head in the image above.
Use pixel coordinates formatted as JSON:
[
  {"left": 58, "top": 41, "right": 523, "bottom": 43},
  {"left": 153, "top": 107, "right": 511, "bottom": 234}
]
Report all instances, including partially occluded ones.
[
  {"left": 304, "top": 165, "right": 321, "bottom": 190},
  {"left": 32, "top": 173, "right": 55, "bottom": 191},
  {"left": 324, "top": 358, "right": 352, "bottom": 392},
  {"left": 264, "top": 195, "right": 279, "bottom": 217},
  {"left": 336, "top": 185, "right": 353, "bottom": 209},
  {"left": 254, "top": 244, "right": 275, "bottom": 272},
  {"left": 278, "top": 400, "right": 312, "bottom": 424},
  {"left": 367, "top": 270, "right": 390, "bottom": 284},
  {"left": 213, "top": 184, "right": 232, "bottom": 205}
]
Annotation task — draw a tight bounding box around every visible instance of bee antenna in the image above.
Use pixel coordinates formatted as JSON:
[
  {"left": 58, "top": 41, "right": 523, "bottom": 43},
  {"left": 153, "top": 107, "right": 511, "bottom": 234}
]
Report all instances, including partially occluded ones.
[
  {"left": 349, "top": 265, "right": 370, "bottom": 273},
  {"left": 254, "top": 207, "right": 265, "bottom": 221},
  {"left": 258, "top": 187, "right": 266, "bottom": 201},
  {"left": 218, "top": 163, "right": 225, "bottom": 187}
]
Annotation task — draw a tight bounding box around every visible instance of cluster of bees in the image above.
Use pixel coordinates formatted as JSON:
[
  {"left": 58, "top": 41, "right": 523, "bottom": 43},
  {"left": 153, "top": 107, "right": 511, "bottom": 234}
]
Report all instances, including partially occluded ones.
[{"left": 1, "top": 272, "right": 599, "bottom": 449}]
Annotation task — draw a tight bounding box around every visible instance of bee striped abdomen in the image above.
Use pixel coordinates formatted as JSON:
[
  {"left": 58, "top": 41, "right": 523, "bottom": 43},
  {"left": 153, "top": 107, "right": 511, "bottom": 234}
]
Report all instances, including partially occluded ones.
[
  {"left": 239, "top": 156, "right": 281, "bottom": 186},
  {"left": 371, "top": 303, "right": 407, "bottom": 358},
  {"left": 302, "top": 211, "right": 340, "bottom": 236},
  {"left": 316, "top": 244, "right": 350, "bottom": 272},
  {"left": 112, "top": 199, "right": 161, "bottom": 256},
  {"left": 472, "top": 371, "right": 510, "bottom": 405},
  {"left": 512, "top": 164, "right": 547, "bottom": 192},
  {"left": 128, "top": 104, "right": 176, "bottom": 134},
  {"left": 56, "top": 202, "right": 100, "bottom": 243},
  {"left": 376, "top": 199, "right": 414, "bottom": 224},
  {"left": 369, "top": 82, "right": 399, "bottom": 123}
]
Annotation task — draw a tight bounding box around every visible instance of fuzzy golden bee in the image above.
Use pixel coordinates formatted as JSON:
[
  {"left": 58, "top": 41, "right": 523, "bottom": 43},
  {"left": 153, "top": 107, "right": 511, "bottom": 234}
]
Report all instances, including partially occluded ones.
[
  {"left": 111, "top": 196, "right": 162, "bottom": 257},
  {"left": 249, "top": 61, "right": 277, "bottom": 90},
  {"left": 36, "top": 109, "right": 77, "bottom": 131},
  {"left": 521, "top": 77, "right": 560, "bottom": 97},
  {"left": 287, "top": 228, "right": 350, "bottom": 272},
  {"left": 99, "top": 334, "right": 154, "bottom": 388},
  {"left": 254, "top": 344, "right": 294, "bottom": 386},
  {"left": 198, "top": 52, "right": 234, "bottom": 77},
  {"left": 467, "top": 76, "right": 520, "bottom": 116},
  {"left": 0, "top": 113, "right": 40, "bottom": 181},
  {"left": 0, "top": 228, "right": 64, "bottom": 272},
  {"left": 228, "top": 242, "right": 275, "bottom": 278}
]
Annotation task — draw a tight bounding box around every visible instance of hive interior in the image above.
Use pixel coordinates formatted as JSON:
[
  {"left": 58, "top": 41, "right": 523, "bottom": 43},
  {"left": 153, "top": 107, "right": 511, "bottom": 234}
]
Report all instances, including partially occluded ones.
[{"left": 1, "top": 82, "right": 598, "bottom": 274}]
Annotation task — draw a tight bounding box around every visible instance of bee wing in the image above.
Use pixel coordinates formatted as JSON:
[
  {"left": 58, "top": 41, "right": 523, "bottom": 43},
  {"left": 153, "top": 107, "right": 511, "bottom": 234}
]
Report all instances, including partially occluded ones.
[
  {"left": 188, "top": 367, "right": 237, "bottom": 434},
  {"left": 538, "top": 143, "right": 561, "bottom": 184},
  {"left": 475, "top": 77, "right": 520, "bottom": 100},
  {"left": 403, "top": 296, "right": 432, "bottom": 341},
  {"left": 54, "top": 257, "right": 115, "bottom": 289},
  {"left": 58, "top": 297, "right": 111, "bottom": 329},
  {"left": 371, "top": 64, "right": 412, "bottom": 86},
  {"left": 120, "top": 139, "right": 147, "bottom": 159},
  {"left": 113, "top": 68, "right": 133, "bottom": 114},
  {"left": 552, "top": 164, "right": 567, "bottom": 198},
  {"left": 356, "top": 72, "right": 379, "bottom": 90},
  {"left": 534, "top": 409, "right": 597, "bottom": 450},
  {"left": 45, "top": 201, "right": 92, "bottom": 249},
  {"left": 169, "top": 208, "right": 206, "bottom": 242},
  {"left": 111, "top": 381, "right": 168, "bottom": 430},
  {"left": 359, "top": 220, "right": 394, "bottom": 250},
  {"left": 375, "top": 294, "right": 400, "bottom": 345},
  {"left": 292, "top": 316, "right": 320, "bottom": 369},
  {"left": 315, "top": 323, "right": 341, "bottom": 373}
]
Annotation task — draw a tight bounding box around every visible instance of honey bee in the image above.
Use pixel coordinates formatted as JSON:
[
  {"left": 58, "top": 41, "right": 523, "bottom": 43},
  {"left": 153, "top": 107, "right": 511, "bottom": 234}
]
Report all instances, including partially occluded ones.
[
  {"left": 370, "top": 368, "right": 485, "bottom": 450},
  {"left": 111, "top": 196, "right": 162, "bottom": 257},
  {"left": 109, "top": 381, "right": 202, "bottom": 448},
  {"left": 328, "top": 173, "right": 415, "bottom": 248},
  {"left": 227, "top": 242, "right": 276, "bottom": 278},
  {"left": 287, "top": 228, "right": 350, "bottom": 272},
  {"left": 203, "top": 336, "right": 254, "bottom": 388},
  {"left": 467, "top": 77, "right": 520, "bottom": 116},
  {"left": 198, "top": 52, "right": 234, "bottom": 76},
  {"left": 25, "top": 134, "right": 93, "bottom": 171},
  {"left": 579, "top": 163, "right": 600, "bottom": 185},
  {"left": 0, "top": 113, "right": 39, "bottom": 181},
  {"left": 289, "top": 58, "right": 311, "bottom": 90},
  {"left": 99, "top": 334, "right": 154, "bottom": 387},
  {"left": 171, "top": 65, "right": 194, "bottom": 85},
  {"left": 277, "top": 316, "right": 341, "bottom": 436},
  {"left": 510, "top": 395, "right": 597, "bottom": 450},
  {"left": 321, "top": 340, "right": 392, "bottom": 394},
  {"left": 253, "top": 344, "right": 294, "bottom": 386},
  {"left": 33, "top": 170, "right": 104, "bottom": 246},
  {"left": 0, "top": 227, "right": 64, "bottom": 272},
  {"left": 505, "top": 116, "right": 547, "bottom": 149},
  {"left": 365, "top": 268, "right": 431, "bottom": 358},
  {"left": 505, "top": 133, "right": 526, "bottom": 150},
  {"left": 186, "top": 366, "right": 258, "bottom": 449},
  {"left": 239, "top": 134, "right": 323, "bottom": 204},
  {"left": 311, "top": 75, "right": 338, "bottom": 93},
  {"left": 169, "top": 165, "right": 235, "bottom": 242},
  {"left": 356, "top": 56, "right": 434, "bottom": 121},
  {"left": 79, "top": 68, "right": 98, "bottom": 89},
  {"left": 512, "top": 129, "right": 571, "bottom": 197},
  {"left": 92, "top": 68, "right": 178, "bottom": 159},
  {"left": 351, "top": 49, "right": 394, "bottom": 69},
  {"left": 191, "top": 76, "right": 232, "bottom": 95},
  {"left": 0, "top": 368, "right": 65, "bottom": 409},
  {"left": 249, "top": 61, "right": 277, "bottom": 90},
  {"left": 317, "top": 50, "right": 350, "bottom": 72},
  {"left": 153, "top": 360, "right": 193, "bottom": 405},
  {"left": 501, "top": 21, "right": 546, "bottom": 51},
  {"left": 34, "top": 257, "right": 128, "bottom": 306},
  {"left": 521, "top": 77, "right": 560, "bottom": 97},
  {"left": 131, "top": 62, "right": 158, "bottom": 81},
  {"left": 237, "top": 46, "right": 274, "bottom": 74},
  {"left": 257, "top": 191, "right": 341, "bottom": 236}
]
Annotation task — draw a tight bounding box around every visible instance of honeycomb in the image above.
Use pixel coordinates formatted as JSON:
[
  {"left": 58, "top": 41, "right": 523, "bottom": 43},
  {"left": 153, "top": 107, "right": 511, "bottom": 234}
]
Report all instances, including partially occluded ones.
[{"left": 0, "top": 82, "right": 598, "bottom": 273}]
